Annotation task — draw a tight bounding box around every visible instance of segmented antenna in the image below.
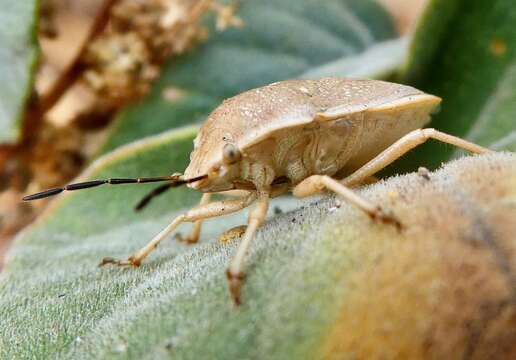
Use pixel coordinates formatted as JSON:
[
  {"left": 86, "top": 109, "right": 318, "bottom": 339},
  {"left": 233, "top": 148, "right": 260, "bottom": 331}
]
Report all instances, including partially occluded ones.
[
  {"left": 134, "top": 183, "right": 174, "bottom": 211},
  {"left": 23, "top": 174, "right": 207, "bottom": 201}
]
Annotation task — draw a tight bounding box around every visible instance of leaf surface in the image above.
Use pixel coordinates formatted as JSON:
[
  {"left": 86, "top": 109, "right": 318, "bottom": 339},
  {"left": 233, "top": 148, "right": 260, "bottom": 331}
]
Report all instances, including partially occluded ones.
[
  {"left": 0, "top": 1, "right": 39, "bottom": 142},
  {"left": 399, "top": 0, "right": 516, "bottom": 171},
  {"left": 1, "top": 126, "right": 515, "bottom": 359}
]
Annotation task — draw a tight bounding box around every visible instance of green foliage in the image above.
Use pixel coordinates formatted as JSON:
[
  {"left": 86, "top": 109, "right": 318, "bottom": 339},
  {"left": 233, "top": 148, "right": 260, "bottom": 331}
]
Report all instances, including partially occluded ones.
[
  {"left": 0, "top": 0, "right": 39, "bottom": 142},
  {"left": 1, "top": 128, "right": 514, "bottom": 358},
  {"left": 399, "top": 0, "right": 516, "bottom": 171},
  {"left": 100, "top": 0, "right": 397, "bottom": 153}
]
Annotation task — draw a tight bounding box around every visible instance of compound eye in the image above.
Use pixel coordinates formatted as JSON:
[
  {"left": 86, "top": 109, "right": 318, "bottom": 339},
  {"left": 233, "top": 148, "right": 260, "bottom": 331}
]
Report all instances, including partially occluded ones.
[{"left": 222, "top": 143, "right": 242, "bottom": 165}]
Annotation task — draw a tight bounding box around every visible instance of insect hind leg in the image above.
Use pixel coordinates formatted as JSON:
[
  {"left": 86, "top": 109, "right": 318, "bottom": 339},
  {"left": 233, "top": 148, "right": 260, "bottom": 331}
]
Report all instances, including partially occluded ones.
[
  {"left": 293, "top": 175, "right": 401, "bottom": 230},
  {"left": 341, "top": 128, "right": 492, "bottom": 188}
]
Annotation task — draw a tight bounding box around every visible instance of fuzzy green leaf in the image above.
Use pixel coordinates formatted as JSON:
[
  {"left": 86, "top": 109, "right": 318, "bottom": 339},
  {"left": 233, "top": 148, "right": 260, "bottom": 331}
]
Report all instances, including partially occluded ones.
[
  {"left": 100, "top": 0, "right": 398, "bottom": 153},
  {"left": 0, "top": 0, "right": 39, "bottom": 143},
  {"left": 2, "top": 126, "right": 515, "bottom": 359}
]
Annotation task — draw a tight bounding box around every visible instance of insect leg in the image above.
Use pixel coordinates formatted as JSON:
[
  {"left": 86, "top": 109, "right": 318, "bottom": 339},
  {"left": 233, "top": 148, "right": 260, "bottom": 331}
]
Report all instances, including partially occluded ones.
[
  {"left": 217, "top": 185, "right": 289, "bottom": 246},
  {"left": 226, "top": 190, "right": 270, "bottom": 306},
  {"left": 100, "top": 192, "right": 257, "bottom": 267},
  {"left": 293, "top": 175, "right": 401, "bottom": 229},
  {"left": 218, "top": 225, "right": 248, "bottom": 244},
  {"left": 341, "top": 128, "right": 492, "bottom": 187},
  {"left": 175, "top": 193, "right": 212, "bottom": 244}
]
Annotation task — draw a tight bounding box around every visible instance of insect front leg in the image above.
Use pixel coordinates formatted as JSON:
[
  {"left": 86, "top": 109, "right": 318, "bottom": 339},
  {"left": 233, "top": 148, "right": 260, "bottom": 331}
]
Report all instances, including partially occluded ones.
[
  {"left": 175, "top": 193, "right": 212, "bottom": 244},
  {"left": 341, "top": 128, "right": 492, "bottom": 187},
  {"left": 100, "top": 192, "right": 257, "bottom": 267},
  {"left": 293, "top": 175, "right": 401, "bottom": 229},
  {"left": 226, "top": 190, "right": 270, "bottom": 306}
]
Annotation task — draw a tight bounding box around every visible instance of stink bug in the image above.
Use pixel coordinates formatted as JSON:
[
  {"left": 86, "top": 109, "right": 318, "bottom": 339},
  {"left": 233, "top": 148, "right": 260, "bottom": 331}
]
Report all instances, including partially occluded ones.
[{"left": 24, "top": 78, "right": 491, "bottom": 305}]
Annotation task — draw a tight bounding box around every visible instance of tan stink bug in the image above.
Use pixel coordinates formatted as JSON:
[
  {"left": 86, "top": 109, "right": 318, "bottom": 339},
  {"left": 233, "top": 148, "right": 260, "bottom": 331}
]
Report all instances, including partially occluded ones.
[{"left": 24, "top": 78, "right": 491, "bottom": 305}]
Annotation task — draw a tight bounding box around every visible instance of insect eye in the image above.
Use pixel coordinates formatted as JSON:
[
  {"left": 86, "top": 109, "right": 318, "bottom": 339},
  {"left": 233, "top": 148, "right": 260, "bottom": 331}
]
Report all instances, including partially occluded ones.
[{"left": 222, "top": 143, "right": 242, "bottom": 165}]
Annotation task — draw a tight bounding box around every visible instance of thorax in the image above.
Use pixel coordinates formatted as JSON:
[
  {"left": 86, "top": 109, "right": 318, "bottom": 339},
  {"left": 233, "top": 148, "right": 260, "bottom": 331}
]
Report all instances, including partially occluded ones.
[{"left": 239, "top": 117, "right": 365, "bottom": 186}]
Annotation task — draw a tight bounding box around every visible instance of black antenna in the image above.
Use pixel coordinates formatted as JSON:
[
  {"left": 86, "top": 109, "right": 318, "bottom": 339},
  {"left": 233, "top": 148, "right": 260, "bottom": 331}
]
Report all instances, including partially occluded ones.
[
  {"left": 22, "top": 174, "right": 207, "bottom": 201},
  {"left": 134, "top": 183, "right": 174, "bottom": 211}
]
